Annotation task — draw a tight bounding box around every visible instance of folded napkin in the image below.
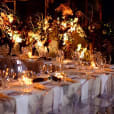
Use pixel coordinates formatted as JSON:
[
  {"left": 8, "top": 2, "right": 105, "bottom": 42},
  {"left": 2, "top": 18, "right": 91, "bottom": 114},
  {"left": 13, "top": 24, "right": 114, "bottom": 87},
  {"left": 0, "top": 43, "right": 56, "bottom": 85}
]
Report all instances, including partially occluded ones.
[
  {"left": 33, "top": 83, "right": 47, "bottom": 90},
  {"left": 64, "top": 77, "right": 77, "bottom": 83}
]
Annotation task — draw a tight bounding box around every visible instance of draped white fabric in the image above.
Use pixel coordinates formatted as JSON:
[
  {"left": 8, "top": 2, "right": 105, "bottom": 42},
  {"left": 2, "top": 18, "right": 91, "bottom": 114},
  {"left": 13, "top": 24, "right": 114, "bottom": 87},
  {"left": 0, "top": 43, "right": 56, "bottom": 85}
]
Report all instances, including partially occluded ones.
[{"left": 0, "top": 65, "right": 113, "bottom": 114}]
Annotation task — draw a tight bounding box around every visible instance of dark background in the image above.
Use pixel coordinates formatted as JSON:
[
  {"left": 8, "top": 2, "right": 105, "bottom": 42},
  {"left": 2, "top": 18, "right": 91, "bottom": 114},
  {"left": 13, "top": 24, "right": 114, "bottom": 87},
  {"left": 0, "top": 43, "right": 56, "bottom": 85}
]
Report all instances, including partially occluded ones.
[
  {"left": 5, "top": 0, "right": 114, "bottom": 24},
  {"left": 102, "top": 0, "right": 114, "bottom": 22}
]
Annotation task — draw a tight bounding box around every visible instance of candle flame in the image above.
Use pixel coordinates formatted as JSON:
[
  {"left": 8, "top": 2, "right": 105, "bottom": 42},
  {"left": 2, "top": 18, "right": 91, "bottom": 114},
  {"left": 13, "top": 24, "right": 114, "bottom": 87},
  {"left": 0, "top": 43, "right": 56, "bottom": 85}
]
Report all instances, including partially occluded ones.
[
  {"left": 22, "top": 76, "right": 32, "bottom": 85},
  {"left": 7, "top": 14, "right": 14, "bottom": 23},
  {"left": 55, "top": 72, "right": 64, "bottom": 79},
  {"left": 91, "top": 61, "right": 96, "bottom": 68},
  {"left": 77, "top": 44, "right": 82, "bottom": 51},
  {"left": 28, "top": 52, "right": 32, "bottom": 58},
  {"left": 76, "top": 44, "right": 87, "bottom": 59}
]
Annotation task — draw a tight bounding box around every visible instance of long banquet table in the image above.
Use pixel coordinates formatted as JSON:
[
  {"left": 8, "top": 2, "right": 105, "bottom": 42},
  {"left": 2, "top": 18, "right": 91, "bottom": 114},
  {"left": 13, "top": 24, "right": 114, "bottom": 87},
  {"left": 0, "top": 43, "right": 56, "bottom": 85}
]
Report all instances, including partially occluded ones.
[{"left": 0, "top": 58, "right": 113, "bottom": 114}]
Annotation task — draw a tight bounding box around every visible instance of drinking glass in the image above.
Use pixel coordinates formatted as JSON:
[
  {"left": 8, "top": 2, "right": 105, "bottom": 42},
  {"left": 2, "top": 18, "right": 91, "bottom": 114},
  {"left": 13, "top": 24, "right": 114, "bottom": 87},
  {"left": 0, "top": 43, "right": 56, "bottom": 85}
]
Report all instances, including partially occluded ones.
[
  {"left": 46, "top": 64, "right": 53, "bottom": 77},
  {"left": 56, "top": 50, "right": 64, "bottom": 71},
  {"left": 39, "top": 64, "right": 44, "bottom": 74}
]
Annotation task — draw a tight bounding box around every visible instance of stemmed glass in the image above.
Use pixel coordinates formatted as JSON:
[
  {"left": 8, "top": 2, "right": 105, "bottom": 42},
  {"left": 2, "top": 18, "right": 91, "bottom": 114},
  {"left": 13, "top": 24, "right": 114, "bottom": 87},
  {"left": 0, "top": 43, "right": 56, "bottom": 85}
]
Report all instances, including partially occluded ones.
[
  {"left": 96, "top": 56, "right": 106, "bottom": 72},
  {"left": 39, "top": 64, "right": 45, "bottom": 74},
  {"left": 0, "top": 68, "right": 12, "bottom": 88},
  {"left": 94, "top": 52, "right": 105, "bottom": 71},
  {"left": 46, "top": 64, "right": 53, "bottom": 77},
  {"left": 56, "top": 50, "right": 64, "bottom": 71}
]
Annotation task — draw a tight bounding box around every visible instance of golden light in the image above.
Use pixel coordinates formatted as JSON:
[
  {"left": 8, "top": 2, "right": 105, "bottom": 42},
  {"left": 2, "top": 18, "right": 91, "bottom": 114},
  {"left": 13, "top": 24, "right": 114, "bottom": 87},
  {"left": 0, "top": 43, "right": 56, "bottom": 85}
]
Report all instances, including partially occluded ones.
[
  {"left": 13, "top": 32, "right": 22, "bottom": 43},
  {"left": 63, "top": 33, "right": 68, "bottom": 45},
  {"left": 77, "top": 44, "right": 82, "bottom": 51},
  {"left": 22, "top": 76, "right": 32, "bottom": 85},
  {"left": 1, "top": 12, "right": 6, "bottom": 19},
  {"left": 76, "top": 44, "right": 88, "bottom": 59},
  {"left": 61, "top": 21, "right": 67, "bottom": 28},
  {"left": 61, "top": 21, "right": 67, "bottom": 31},
  {"left": 74, "top": 18, "right": 78, "bottom": 23},
  {"left": 80, "top": 48, "right": 87, "bottom": 59},
  {"left": 91, "top": 61, "right": 96, "bottom": 68},
  {"left": 7, "top": 14, "right": 14, "bottom": 23},
  {"left": 55, "top": 72, "right": 64, "bottom": 79},
  {"left": 0, "top": 17, "right": 3, "bottom": 25},
  {"left": 90, "top": 61, "right": 98, "bottom": 69},
  {"left": 7, "top": 30, "right": 13, "bottom": 37},
  {"left": 14, "top": 36, "right": 22, "bottom": 43},
  {"left": 76, "top": 25, "right": 87, "bottom": 38},
  {"left": 56, "top": 4, "right": 73, "bottom": 16},
  {"left": 63, "top": 8, "right": 73, "bottom": 16},
  {"left": 69, "top": 25, "right": 76, "bottom": 32},
  {"left": 28, "top": 52, "right": 32, "bottom": 58},
  {"left": 28, "top": 31, "right": 41, "bottom": 45},
  {"left": 5, "top": 68, "right": 9, "bottom": 77},
  {"left": 44, "top": 18, "right": 49, "bottom": 31},
  {"left": 37, "top": 40, "right": 43, "bottom": 47}
]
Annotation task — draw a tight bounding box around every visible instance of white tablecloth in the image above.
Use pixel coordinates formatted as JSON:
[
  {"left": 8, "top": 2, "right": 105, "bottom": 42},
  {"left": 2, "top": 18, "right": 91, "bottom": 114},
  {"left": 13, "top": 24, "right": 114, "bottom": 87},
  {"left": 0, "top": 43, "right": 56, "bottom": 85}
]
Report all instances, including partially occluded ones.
[{"left": 0, "top": 65, "right": 113, "bottom": 114}]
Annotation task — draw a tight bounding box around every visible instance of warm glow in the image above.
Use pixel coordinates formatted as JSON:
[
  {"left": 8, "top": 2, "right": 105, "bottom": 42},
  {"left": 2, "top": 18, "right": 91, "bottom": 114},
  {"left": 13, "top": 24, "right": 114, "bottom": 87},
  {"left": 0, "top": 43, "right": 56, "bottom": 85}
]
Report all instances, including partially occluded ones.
[
  {"left": 44, "top": 19, "right": 49, "bottom": 31},
  {"left": 7, "top": 14, "right": 14, "bottom": 23},
  {"left": 91, "top": 61, "right": 96, "bottom": 68},
  {"left": 61, "top": 21, "right": 67, "bottom": 28},
  {"left": 37, "top": 40, "right": 43, "bottom": 47},
  {"left": 28, "top": 52, "right": 32, "bottom": 58},
  {"left": 74, "top": 18, "right": 78, "bottom": 23},
  {"left": 76, "top": 25, "right": 87, "bottom": 38},
  {"left": 63, "top": 33, "right": 68, "bottom": 45},
  {"left": 80, "top": 48, "right": 87, "bottom": 59},
  {"left": 0, "top": 17, "right": 3, "bottom": 25},
  {"left": 56, "top": 4, "right": 73, "bottom": 16},
  {"left": 77, "top": 44, "right": 82, "bottom": 51},
  {"left": 28, "top": 31, "right": 40, "bottom": 40},
  {"left": 22, "top": 76, "right": 32, "bottom": 85},
  {"left": 76, "top": 44, "right": 88, "bottom": 59},
  {"left": 69, "top": 25, "right": 76, "bottom": 32},
  {"left": 13, "top": 32, "right": 22, "bottom": 43},
  {"left": 55, "top": 72, "right": 64, "bottom": 79}
]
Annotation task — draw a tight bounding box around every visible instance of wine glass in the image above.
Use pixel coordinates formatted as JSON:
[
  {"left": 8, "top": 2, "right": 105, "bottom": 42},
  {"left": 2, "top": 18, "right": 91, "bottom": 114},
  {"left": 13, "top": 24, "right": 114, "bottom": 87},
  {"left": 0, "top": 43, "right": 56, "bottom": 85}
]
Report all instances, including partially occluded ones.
[
  {"left": 39, "top": 64, "right": 44, "bottom": 74},
  {"left": 46, "top": 63, "right": 53, "bottom": 77},
  {"left": 97, "top": 56, "right": 106, "bottom": 72},
  {"left": 1, "top": 68, "right": 10, "bottom": 88},
  {"left": 56, "top": 50, "right": 64, "bottom": 71},
  {"left": 42, "top": 64, "right": 48, "bottom": 74}
]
